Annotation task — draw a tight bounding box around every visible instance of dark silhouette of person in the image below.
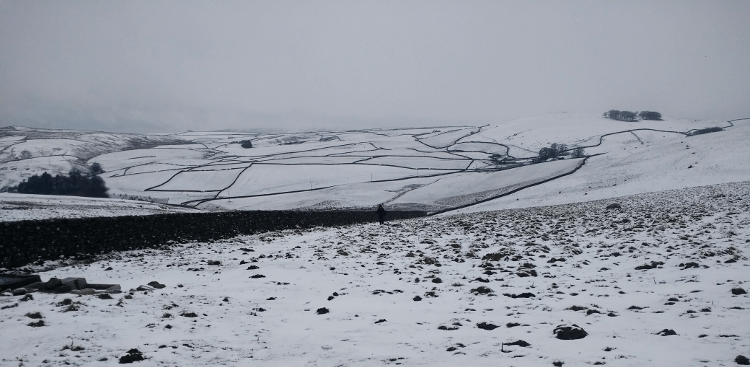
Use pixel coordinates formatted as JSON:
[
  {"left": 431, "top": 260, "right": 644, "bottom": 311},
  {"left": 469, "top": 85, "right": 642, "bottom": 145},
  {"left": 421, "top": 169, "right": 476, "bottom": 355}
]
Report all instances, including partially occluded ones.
[{"left": 376, "top": 204, "right": 386, "bottom": 225}]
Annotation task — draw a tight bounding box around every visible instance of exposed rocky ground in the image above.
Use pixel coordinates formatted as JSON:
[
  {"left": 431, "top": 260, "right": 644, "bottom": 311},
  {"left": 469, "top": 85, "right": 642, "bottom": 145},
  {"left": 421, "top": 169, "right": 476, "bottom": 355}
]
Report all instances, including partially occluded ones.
[{"left": 1, "top": 181, "right": 749, "bottom": 366}]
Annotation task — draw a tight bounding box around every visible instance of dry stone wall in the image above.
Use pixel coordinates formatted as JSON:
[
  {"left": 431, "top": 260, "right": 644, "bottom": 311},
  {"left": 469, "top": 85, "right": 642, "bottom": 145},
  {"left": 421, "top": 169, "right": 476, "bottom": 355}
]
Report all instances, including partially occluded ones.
[{"left": 0, "top": 210, "right": 425, "bottom": 268}]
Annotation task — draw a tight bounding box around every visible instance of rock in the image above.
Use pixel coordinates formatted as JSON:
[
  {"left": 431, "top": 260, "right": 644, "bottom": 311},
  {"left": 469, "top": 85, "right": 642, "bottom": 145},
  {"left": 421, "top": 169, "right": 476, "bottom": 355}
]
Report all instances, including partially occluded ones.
[
  {"left": 606, "top": 203, "right": 622, "bottom": 210},
  {"left": 503, "top": 292, "right": 535, "bottom": 299},
  {"left": 61, "top": 277, "right": 88, "bottom": 290},
  {"left": 71, "top": 288, "right": 96, "bottom": 295},
  {"left": 553, "top": 324, "right": 588, "bottom": 340},
  {"left": 506, "top": 340, "right": 530, "bottom": 347},
  {"left": 470, "top": 286, "right": 493, "bottom": 295},
  {"left": 43, "top": 278, "right": 62, "bottom": 290},
  {"left": 119, "top": 349, "right": 145, "bottom": 364},
  {"left": 316, "top": 307, "right": 329, "bottom": 315},
  {"left": 103, "top": 285, "right": 122, "bottom": 293},
  {"left": 413, "top": 296, "right": 422, "bottom": 301},
  {"left": 655, "top": 329, "right": 677, "bottom": 336},
  {"left": 207, "top": 260, "right": 221, "bottom": 266},
  {"left": 136, "top": 285, "right": 154, "bottom": 291},
  {"left": 147, "top": 281, "right": 166, "bottom": 289},
  {"left": 731, "top": 287, "right": 747, "bottom": 295},
  {"left": 54, "top": 284, "right": 73, "bottom": 293},
  {"left": 12, "top": 288, "right": 27, "bottom": 296},
  {"left": 736, "top": 355, "right": 750, "bottom": 365},
  {"left": 476, "top": 322, "right": 499, "bottom": 330},
  {"left": 635, "top": 261, "right": 664, "bottom": 270},
  {"left": 374, "top": 319, "right": 387, "bottom": 324}
]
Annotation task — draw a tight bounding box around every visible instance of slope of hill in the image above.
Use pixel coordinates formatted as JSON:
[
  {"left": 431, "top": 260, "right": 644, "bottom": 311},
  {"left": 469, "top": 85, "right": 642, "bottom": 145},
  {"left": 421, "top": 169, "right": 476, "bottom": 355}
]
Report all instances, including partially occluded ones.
[{"left": 1, "top": 180, "right": 747, "bottom": 366}]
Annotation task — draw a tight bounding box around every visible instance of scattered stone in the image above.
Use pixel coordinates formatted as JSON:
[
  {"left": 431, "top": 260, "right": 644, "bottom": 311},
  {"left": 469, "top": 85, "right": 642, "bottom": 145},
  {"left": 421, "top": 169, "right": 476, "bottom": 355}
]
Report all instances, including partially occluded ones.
[
  {"left": 476, "top": 322, "right": 499, "bottom": 330},
  {"left": 413, "top": 296, "right": 422, "bottom": 301},
  {"left": 247, "top": 265, "right": 260, "bottom": 270},
  {"left": 731, "top": 287, "right": 747, "bottom": 295},
  {"left": 679, "top": 262, "right": 700, "bottom": 269},
  {"left": 506, "top": 340, "right": 530, "bottom": 347},
  {"left": 316, "top": 307, "right": 329, "bottom": 315},
  {"left": 635, "top": 261, "right": 664, "bottom": 270},
  {"left": 470, "top": 286, "right": 493, "bottom": 295},
  {"left": 25, "top": 311, "right": 42, "bottom": 319},
  {"left": 119, "top": 349, "right": 145, "bottom": 364},
  {"left": 27, "top": 320, "right": 45, "bottom": 327},
  {"left": 506, "top": 322, "right": 521, "bottom": 328},
  {"left": 438, "top": 325, "right": 459, "bottom": 331},
  {"left": 207, "top": 260, "right": 221, "bottom": 266},
  {"left": 375, "top": 319, "right": 387, "bottom": 324},
  {"left": 250, "top": 274, "right": 266, "bottom": 279},
  {"left": 147, "top": 281, "right": 166, "bottom": 289},
  {"left": 655, "top": 329, "right": 677, "bottom": 336},
  {"left": 136, "top": 285, "right": 154, "bottom": 292},
  {"left": 431, "top": 277, "right": 443, "bottom": 284},
  {"left": 606, "top": 203, "right": 622, "bottom": 210},
  {"left": 503, "top": 292, "right": 535, "bottom": 299},
  {"left": 1, "top": 303, "right": 18, "bottom": 309},
  {"left": 553, "top": 324, "right": 588, "bottom": 340},
  {"left": 735, "top": 355, "right": 750, "bottom": 365}
]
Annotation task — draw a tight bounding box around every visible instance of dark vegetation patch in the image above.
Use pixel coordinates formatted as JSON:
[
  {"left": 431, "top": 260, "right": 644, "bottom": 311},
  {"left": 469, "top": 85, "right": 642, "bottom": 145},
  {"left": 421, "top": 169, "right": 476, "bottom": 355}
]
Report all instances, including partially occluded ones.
[{"left": 10, "top": 164, "right": 108, "bottom": 198}]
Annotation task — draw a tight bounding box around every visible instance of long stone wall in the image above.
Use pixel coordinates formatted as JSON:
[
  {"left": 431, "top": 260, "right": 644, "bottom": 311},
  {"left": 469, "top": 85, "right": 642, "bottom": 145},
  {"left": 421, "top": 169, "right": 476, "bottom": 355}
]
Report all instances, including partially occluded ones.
[{"left": 0, "top": 210, "right": 426, "bottom": 268}]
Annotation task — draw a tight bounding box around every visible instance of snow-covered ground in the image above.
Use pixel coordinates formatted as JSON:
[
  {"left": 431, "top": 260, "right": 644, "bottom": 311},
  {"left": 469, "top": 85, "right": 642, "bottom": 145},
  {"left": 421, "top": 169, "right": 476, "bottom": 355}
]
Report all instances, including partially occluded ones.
[
  {"left": 1, "top": 181, "right": 749, "bottom": 366},
  {"left": 0, "top": 194, "right": 204, "bottom": 222}
]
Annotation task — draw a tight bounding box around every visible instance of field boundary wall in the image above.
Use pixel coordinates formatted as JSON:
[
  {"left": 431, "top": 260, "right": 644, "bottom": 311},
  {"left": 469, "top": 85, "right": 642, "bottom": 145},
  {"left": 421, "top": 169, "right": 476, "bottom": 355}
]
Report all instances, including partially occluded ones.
[{"left": 0, "top": 210, "right": 426, "bottom": 268}]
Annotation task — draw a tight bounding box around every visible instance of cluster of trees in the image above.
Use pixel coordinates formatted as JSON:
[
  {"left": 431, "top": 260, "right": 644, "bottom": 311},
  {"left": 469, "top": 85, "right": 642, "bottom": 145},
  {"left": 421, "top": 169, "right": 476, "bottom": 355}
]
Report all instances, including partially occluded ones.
[
  {"left": 533, "top": 143, "right": 585, "bottom": 163},
  {"left": 535, "top": 143, "right": 568, "bottom": 162},
  {"left": 12, "top": 163, "right": 109, "bottom": 198},
  {"left": 603, "top": 110, "right": 662, "bottom": 121}
]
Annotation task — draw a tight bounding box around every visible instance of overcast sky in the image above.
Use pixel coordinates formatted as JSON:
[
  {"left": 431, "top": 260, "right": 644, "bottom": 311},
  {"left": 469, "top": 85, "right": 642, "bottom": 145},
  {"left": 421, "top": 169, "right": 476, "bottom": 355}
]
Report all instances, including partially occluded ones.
[{"left": 1, "top": 1, "right": 749, "bottom": 133}]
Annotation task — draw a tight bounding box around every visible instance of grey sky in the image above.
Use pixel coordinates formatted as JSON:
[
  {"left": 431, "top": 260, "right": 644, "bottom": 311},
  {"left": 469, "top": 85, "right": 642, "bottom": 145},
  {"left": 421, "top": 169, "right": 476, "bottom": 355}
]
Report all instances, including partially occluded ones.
[{"left": 1, "top": 1, "right": 749, "bottom": 133}]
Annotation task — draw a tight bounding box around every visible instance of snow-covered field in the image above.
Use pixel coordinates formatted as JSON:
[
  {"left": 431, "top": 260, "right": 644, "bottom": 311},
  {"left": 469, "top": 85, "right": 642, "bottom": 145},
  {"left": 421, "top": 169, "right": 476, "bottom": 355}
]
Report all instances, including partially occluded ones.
[
  {"left": 5, "top": 113, "right": 746, "bottom": 215},
  {"left": 1, "top": 181, "right": 749, "bottom": 366}
]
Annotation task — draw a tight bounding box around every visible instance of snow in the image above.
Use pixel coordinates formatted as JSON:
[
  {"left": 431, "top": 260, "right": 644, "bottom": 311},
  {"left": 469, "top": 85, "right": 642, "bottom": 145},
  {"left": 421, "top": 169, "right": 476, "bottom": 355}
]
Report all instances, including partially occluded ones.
[{"left": 1, "top": 181, "right": 749, "bottom": 366}]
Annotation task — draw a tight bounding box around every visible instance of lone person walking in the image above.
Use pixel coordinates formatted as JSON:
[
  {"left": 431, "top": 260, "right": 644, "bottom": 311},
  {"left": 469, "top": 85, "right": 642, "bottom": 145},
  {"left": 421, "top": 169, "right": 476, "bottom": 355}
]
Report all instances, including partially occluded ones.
[{"left": 376, "top": 204, "right": 387, "bottom": 225}]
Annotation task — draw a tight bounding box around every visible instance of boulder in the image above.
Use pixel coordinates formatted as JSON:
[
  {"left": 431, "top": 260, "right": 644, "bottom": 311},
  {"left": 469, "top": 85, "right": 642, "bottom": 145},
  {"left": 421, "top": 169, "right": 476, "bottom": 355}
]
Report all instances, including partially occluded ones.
[{"left": 554, "top": 324, "right": 588, "bottom": 340}]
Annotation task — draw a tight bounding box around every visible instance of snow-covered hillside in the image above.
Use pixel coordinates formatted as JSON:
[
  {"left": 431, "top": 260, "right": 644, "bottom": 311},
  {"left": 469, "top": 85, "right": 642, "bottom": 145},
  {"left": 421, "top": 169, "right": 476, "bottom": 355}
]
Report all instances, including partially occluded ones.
[
  {"left": 1, "top": 181, "right": 748, "bottom": 366},
  {"left": 3, "top": 113, "right": 746, "bottom": 215}
]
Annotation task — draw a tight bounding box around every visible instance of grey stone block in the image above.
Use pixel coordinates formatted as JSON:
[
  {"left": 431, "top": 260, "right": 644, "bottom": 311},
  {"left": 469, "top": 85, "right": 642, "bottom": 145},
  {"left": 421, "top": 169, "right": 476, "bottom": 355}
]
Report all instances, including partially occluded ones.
[
  {"left": 61, "top": 278, "right": 87, "bottom": 290},
  {"left": 53, "top": 284, "right": 73, "bottom": 293},
  {"left": 44, "top": 278, "right": 62, "bottom": 290},
  {"left": 12, "top": 288, "right": 27, "bottom": 296},
  {"left": 0, "top": 274, "right": 42, "bottom": 290}
]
